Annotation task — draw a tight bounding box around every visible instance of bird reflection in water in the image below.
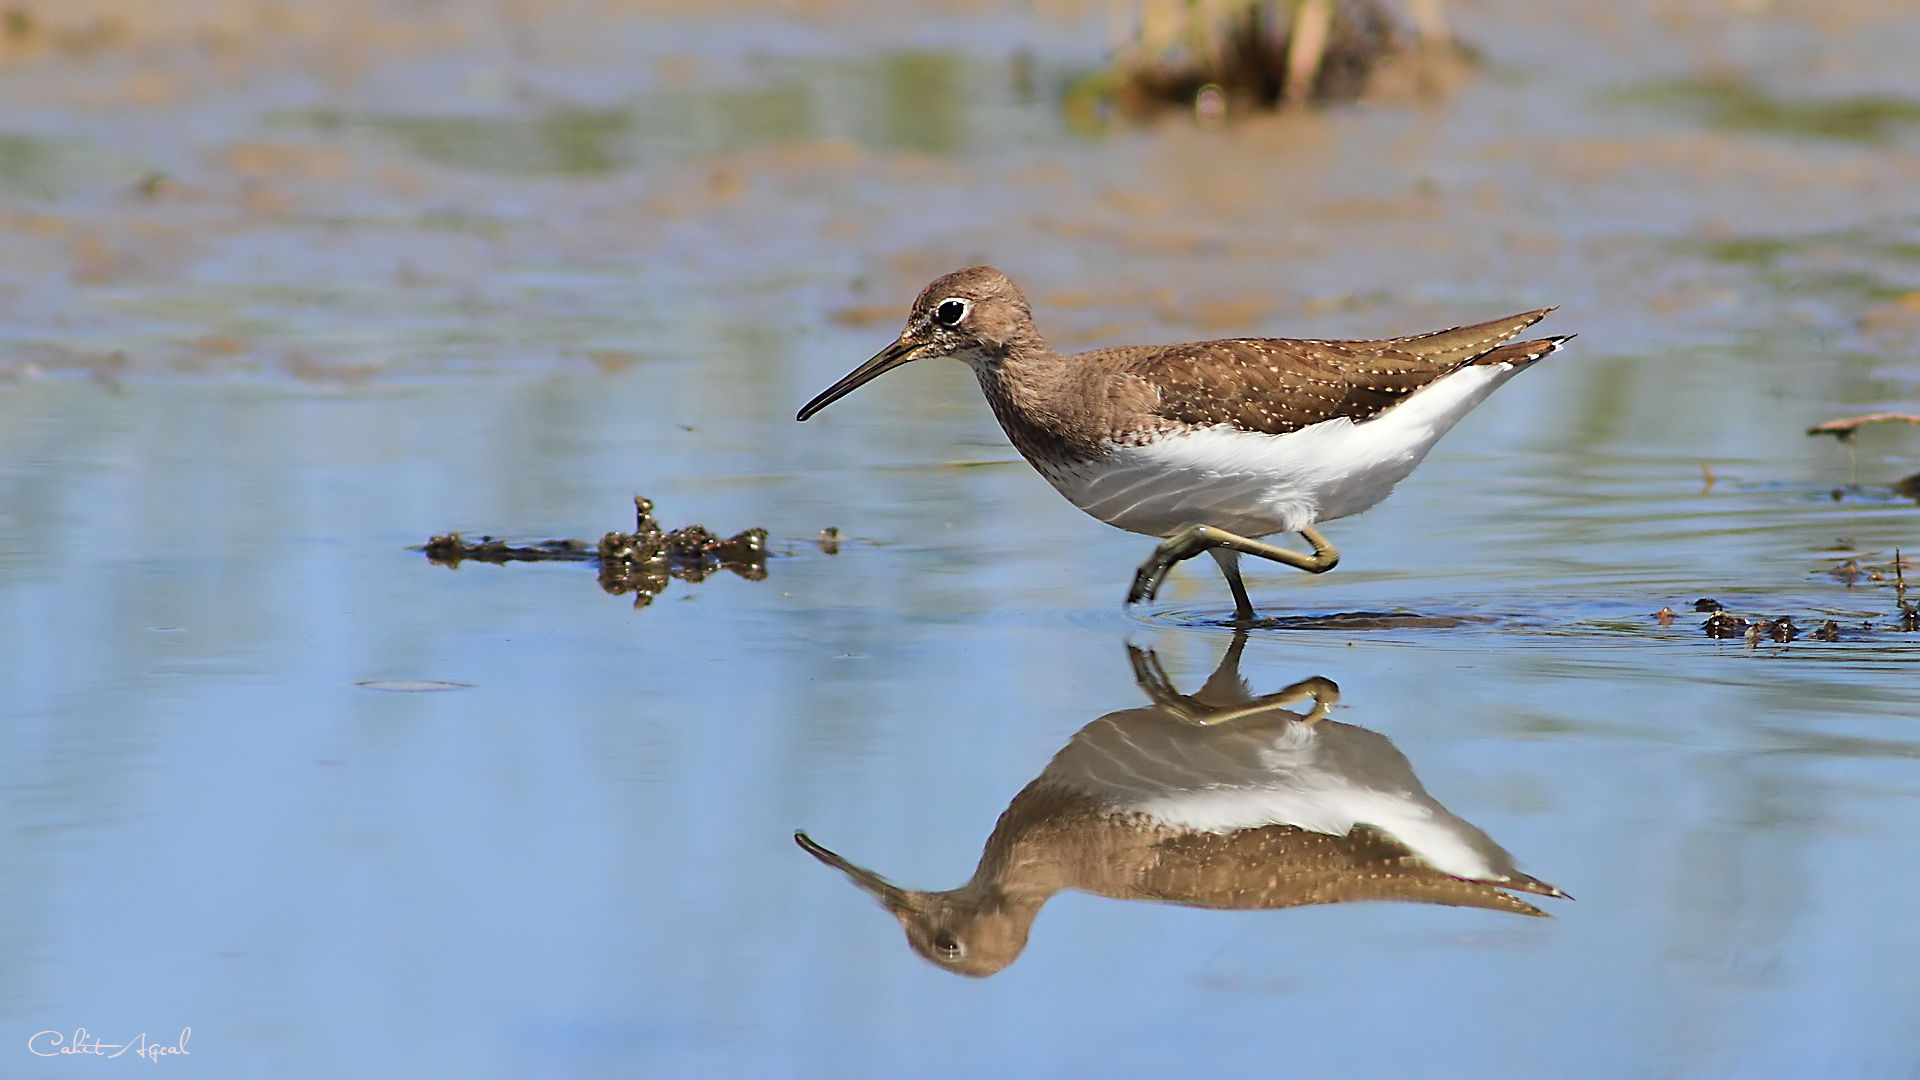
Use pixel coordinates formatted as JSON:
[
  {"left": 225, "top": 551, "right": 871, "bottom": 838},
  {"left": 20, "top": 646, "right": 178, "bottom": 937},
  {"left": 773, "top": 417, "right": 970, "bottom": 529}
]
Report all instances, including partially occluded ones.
[{"left": 797, "top": 632, "right": 1566, "bottom": 977}]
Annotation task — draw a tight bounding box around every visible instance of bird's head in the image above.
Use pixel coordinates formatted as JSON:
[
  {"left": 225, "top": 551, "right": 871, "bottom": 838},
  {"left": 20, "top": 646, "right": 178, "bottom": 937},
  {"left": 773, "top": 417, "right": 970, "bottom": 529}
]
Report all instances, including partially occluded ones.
[
  {"left": 794, "top": 830, "right": 1034, "bottom": 977},
  {"left": 796, "top": 266, "right": 1038, "bottom": 421}
]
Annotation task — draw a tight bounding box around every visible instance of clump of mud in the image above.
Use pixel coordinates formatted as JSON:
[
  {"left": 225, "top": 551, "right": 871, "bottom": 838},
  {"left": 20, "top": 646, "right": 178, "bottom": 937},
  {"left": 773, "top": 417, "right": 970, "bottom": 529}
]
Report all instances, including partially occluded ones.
[
  {"left": 422, "top": 496, "right": 768, "bottom": 608},
  {"left": 1090, "top": 0, "right": 1472, "bottom": 121}
]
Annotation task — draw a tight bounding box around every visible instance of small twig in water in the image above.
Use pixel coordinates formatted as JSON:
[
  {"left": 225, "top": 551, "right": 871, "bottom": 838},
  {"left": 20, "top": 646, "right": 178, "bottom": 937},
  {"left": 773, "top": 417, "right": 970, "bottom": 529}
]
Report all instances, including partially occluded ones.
[{"left": 1806, "top": 413, "right": 1920, "bottom": 442}]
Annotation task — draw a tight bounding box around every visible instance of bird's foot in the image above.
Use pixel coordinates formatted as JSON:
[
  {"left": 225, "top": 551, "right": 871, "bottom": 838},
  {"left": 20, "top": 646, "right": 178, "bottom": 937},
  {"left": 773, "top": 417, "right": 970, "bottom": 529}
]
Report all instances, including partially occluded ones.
[
  {"left": 1127, "top": 526, "right": 1216, "bottom": 606},
  {"left": 1128, "top": 525, "right": 1246, "bottom": 607},
  {"left": 1127, "top": 556, "right": 1173, "bottom": 606}
]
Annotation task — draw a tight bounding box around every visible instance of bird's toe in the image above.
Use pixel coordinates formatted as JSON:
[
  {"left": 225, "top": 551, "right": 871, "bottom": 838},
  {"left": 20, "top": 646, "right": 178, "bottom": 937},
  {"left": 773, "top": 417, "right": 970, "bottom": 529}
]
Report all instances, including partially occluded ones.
[{"left": 1127, "top": 563, "right": 1166, "bottom": 606}]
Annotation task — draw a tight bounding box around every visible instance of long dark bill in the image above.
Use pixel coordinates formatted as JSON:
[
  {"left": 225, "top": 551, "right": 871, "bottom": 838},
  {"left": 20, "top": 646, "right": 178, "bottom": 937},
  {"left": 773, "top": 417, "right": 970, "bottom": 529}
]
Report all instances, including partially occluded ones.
[
  {"left": 795, "top": 337, "right": 924, "bottom": 421},
  {"left": 793, "top": 831, "right": 918, "bottom": 916}
]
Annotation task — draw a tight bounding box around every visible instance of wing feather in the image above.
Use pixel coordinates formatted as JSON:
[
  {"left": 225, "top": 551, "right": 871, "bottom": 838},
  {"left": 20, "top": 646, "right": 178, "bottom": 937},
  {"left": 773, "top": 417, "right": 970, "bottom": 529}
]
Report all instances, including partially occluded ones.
[{"left": 1112, "top": 309, "right": 1559, "bottom": 437}]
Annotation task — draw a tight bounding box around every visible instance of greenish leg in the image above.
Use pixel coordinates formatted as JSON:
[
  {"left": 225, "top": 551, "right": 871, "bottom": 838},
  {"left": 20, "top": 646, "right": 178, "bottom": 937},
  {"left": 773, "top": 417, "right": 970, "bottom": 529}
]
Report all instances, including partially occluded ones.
[
  {"left": 1129, "top": 630, "right": 1340, "bottom": 726},
  {"left": 1209, "top": 549, "right": 1257, "bottom": 623},
  {"left": 1127, "top": 524, "right": 1339, "bottom": 610},
  {"left": 1265, "top": 675, "right": 1341, "bottom": 725},
  {"left": 1177, "top": 674, "right": 1340, "bottom": 727}
]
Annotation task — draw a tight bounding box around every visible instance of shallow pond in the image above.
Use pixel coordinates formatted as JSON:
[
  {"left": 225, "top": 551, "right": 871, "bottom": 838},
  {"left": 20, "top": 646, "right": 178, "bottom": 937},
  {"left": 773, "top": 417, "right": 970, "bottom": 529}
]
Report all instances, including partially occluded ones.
[{"left": 3, "top": 1, "right": 1920, "bottom": 1076}]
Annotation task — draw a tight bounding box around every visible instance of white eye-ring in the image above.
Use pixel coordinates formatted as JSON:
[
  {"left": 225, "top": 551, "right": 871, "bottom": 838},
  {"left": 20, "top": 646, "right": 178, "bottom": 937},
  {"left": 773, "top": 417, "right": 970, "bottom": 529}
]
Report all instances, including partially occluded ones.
[{"left": 934, "top": 298, "right": 970, "bottom": 327}]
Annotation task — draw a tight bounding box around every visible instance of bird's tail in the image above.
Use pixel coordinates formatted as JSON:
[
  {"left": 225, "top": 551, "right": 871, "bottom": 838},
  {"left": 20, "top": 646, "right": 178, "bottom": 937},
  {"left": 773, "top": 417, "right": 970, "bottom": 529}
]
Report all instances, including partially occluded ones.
[{"left": 1470, "top": 334, "right": 1573, "bottom": 369}]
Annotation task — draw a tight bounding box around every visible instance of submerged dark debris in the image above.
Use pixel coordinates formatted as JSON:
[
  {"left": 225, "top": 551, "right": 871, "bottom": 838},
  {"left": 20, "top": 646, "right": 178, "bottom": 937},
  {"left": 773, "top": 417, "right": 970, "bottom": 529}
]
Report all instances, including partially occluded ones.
[
  {"left": 1241, "top": 610, "right": 1477, "bottom": 631},
  {"left": 1700, "top": 611, "right": 1748, "bottom": 638},
  {"left": 421, "top": 496, "right": 768, "bottom": 608},
  {"left": 1696, "top": 609, "right": 1804, "bottom": 644},
  {"left": 1821, "top": 483, "right": 1920, "bottom": 506},
  {"left": 1682, "top": 594, "right": 1910, "bottom": 645},
  {"left": 1679, "top": 545, "right": 1913, "bottom": 641}
]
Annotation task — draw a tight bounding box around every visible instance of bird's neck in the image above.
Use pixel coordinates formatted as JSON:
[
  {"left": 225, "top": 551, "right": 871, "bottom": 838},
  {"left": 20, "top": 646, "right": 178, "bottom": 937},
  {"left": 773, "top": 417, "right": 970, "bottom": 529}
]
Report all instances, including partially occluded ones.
[
  {"left": 968, "top": 343, "right": 1104, "bottom": 469},
  {"left": 964, "top": 780, "right": 1164, "bottom": 904}
]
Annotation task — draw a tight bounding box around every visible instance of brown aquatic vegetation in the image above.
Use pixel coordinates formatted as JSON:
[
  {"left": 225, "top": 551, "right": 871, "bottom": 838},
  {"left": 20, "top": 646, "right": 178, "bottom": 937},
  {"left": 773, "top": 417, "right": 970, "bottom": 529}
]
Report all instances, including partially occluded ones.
[
  {"left": 1096, "top": 0, "right": 1471, "bottom": 120},
  {"left": 1819, "top": 550, "right": 1913, "bottom": 589},
  {"left": 421, "top": 496, "right": 768, "bottom": 608}
]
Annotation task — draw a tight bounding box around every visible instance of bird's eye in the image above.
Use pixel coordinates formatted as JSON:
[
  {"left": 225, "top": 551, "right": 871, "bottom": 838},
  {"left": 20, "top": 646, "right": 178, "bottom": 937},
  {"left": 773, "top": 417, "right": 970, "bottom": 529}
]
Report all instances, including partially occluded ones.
[
  {"left": 932, "top": 932, "right": 964, "bottom": 958},
  {"left": 935, "top": 299, "right": 969, "bottom": 327}
]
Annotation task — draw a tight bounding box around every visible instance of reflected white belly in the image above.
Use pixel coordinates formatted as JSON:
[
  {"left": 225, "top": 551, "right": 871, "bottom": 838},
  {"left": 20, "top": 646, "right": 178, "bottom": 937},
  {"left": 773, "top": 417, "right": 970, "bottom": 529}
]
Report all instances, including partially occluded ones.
[
  {"left": 1136, "top": 778, "right": 1502, "bottom": 882},
  {"left": 1065, "top": 720, "right": 1505, "bottom": 883},
  {"left": 1042, "top": 363, "right": 1518, "bottom": 538}
]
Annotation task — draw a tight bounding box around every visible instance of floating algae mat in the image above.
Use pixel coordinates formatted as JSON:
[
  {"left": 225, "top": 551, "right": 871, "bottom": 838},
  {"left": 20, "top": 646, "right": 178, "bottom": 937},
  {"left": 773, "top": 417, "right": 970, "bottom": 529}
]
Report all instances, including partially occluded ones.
[{"left": 421, "top": 496, "right": 768, "bottom": 608}]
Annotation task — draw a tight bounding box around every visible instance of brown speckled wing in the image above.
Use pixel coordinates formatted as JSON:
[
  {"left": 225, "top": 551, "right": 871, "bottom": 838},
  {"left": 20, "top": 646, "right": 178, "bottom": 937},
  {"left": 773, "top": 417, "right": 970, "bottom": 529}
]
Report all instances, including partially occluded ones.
[
  {"left": 1133, "top": 823, "right": 1555, "bottom": 916},
  {"left": 1117, "top": 309, "right": 1557, "bottom": 437}
]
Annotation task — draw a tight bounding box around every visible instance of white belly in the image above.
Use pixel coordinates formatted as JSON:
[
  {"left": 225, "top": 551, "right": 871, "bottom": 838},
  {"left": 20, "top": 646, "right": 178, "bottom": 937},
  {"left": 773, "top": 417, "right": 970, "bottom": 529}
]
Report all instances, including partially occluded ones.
[{"left": 1043, "top": 362, "right": 1519, "bottom": 538}]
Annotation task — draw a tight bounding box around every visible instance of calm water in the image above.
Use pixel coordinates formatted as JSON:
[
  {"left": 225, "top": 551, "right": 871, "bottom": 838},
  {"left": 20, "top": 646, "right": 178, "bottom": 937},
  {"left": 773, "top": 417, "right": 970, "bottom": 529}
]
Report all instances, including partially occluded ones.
[{"left": 3, "top": 1, "right": 1920, "bottom": 1076}]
